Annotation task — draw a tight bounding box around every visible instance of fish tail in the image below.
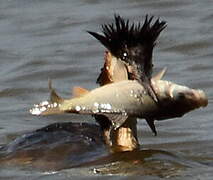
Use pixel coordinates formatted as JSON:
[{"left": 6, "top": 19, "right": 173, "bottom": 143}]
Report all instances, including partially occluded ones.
[{"left": 30, "top": 80, "right": 64, "bottom": 116}]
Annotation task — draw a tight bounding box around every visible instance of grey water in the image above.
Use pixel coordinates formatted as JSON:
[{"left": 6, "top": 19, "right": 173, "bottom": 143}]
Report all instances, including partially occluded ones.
[{"left": 0, "top": 0, "right": 213, "bottom": 179}]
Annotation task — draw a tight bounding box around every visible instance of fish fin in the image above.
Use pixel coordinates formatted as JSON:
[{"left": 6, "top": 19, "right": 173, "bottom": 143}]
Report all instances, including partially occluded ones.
[
  {"left": 72, "top": 86, "right": 89, "bottom": 97},
  {"left": 145, "top": 119, "right": 157, "bottom": 136},
  {"left": 152, "top": 67, "right": 167, "bottom": 80},
  {"left": 30, "top": 80, "right": 64, "bottom": 116},
  {"left": 48, "top": 79, "right": 64, "bottom": 103},
  {"left": 104, "top": 114, "right": 128, "bottom": 130}
]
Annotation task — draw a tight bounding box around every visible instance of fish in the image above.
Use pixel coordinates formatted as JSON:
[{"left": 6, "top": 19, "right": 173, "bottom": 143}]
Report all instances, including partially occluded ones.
[{"left": 30, "top": 75, "right": 208, "bottom": 131}]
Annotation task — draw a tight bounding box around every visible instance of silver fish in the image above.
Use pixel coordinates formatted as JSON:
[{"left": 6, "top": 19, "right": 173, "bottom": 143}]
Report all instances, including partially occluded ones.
[{"left": 30, "top": 78, "right": 208, "bottom": 130}]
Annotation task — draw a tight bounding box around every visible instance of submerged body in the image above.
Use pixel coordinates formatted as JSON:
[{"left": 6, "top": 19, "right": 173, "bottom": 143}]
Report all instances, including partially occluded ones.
[
  {"left": 30, "top": 79, "right": 208, "bottom": 130},
  {"left": 0, "top": 122, "right": 107, "bottom": 170}
]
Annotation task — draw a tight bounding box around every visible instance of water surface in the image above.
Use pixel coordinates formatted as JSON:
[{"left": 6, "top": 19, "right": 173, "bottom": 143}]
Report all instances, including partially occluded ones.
[{"left": 0, "top": 0, "right": 213, "bottom": 179}]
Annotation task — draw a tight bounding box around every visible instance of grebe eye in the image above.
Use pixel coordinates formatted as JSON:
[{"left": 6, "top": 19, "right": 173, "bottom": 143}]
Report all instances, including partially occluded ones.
[{"left": 122, "top": 52, "right": 128, "bottom": 60}]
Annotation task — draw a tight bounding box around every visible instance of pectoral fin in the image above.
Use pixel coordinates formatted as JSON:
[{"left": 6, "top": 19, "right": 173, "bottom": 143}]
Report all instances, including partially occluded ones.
[
  {"left": 145, "top": 119, "right": 157, "bottom": 136},
  {"left": 104, "top": 113, "right": 128, "bottom": 130}
]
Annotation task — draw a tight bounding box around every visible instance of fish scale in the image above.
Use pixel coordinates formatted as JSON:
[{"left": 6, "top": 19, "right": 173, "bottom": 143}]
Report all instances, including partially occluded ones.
[{"left": 30, "top": 78, "right": 207, "bottom": 130}]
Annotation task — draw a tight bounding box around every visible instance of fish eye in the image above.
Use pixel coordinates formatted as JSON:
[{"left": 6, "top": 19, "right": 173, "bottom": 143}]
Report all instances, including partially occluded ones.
[{"left": 178, "top": 93, "right": 186, "bottom": 99}]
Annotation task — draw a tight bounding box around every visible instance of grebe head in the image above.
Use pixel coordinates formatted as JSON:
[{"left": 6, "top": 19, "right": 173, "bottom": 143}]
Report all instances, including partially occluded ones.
[{"left": 88, "top": 14, "right": 167, "bottom": 82}]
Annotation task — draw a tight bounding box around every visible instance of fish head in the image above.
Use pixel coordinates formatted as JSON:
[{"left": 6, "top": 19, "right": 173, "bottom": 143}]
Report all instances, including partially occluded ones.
[
  {"left": 170, "top": 85, "right": 208, "bottom": 109},
  {"left": 152, "top": 79, "right": 208, "bottom": 119}
]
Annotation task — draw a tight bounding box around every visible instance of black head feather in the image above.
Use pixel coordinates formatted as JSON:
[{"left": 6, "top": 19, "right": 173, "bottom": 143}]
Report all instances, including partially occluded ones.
[{"left": 88, "top": 14, "right": 167, "bottom": 80}]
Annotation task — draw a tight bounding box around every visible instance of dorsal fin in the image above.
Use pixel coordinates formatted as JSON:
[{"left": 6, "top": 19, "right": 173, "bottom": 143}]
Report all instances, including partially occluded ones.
[
  {"left": 152, "top": 67, "right": 167, "bottom": 80},
  {"left": 72, "top": 87, "right": 89, "bottom": 97},
  {"left": 48, "top": 79, "right": 63, "bottom": 103}
]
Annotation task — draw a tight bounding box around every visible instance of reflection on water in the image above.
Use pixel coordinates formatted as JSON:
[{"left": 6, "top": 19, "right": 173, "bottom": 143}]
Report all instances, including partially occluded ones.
[{"left": 0, "top": 0, "right": 213, "bottom": 179}]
